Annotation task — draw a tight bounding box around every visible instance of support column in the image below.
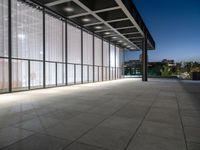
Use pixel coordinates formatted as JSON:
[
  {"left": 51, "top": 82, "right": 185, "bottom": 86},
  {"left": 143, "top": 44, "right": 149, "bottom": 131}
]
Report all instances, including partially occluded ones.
[{"left": 142, "top": 34, "right": 148, "bottom": 81}]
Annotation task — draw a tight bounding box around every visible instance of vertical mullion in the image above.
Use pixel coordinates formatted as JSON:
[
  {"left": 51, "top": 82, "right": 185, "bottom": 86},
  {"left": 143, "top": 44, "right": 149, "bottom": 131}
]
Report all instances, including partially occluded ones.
[
  {"left": 115, "top": 45, "right": 117, "bottom": 80},
  {"left": 87, "top": 65, "right": 89, "bottom": 83},
  {"left": 43, "top": 9, "right": 46, "bottom": 88},
  {"left": 92, "top": 33, "right": 95, "bottom": 82},
  {"left": 81, "top": 28, "right": 83, "bottom": 84},
  {"left": 98, "top": 66, "right": 99, "bottom": 82},
  {"left": 8, "top": 0, "right": 12, "bottom": 92},
  {"left": 28, "top": 60, "right": 30, "bottom": 90},
  {"left": 102, "top": 38, "right": 103, "bottom": 81},
  {"left": 74, "top": 64, "right": 76, "bottom": 85},
  {"left": 123, "top": 49, "right": 125, "bottom": 77},
  {"left": 65, "top": 21, "right": 68, "bottom": 85},
  {"left": 55, "top": 62, "right": 57, "bottom": 86},
  {"left": 108, "top": 41, "right": 111, "bottom": 80}
]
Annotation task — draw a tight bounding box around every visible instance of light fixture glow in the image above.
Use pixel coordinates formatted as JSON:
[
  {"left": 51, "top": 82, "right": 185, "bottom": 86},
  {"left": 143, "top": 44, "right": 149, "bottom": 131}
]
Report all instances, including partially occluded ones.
[
  {"left": 18, "top": 34, "right": 25, "bottom": 39},
  {"left": 118, "top": 40, "right": 122, "bottom": 43},
  {"left": 64, "top": 7, "right": 74, "bottom": 12},
  {"left": 95, "top": 26, "right": 102, "bottom": 29},
  {"left": 112, "top": 36, "right": 117, "bottom": 39},
  {"left": 123, "top": 43, "right": 127, "bottom": 45},
  {"left": 82, "top": 18, "right": 90, "bottom": 22},
  {"left": 104, "top": 32, "right": 111, "bottom": 35}
]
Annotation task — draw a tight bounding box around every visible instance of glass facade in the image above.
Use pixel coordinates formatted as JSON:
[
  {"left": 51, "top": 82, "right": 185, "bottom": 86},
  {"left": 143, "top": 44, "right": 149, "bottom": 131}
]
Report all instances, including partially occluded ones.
[
  {"left": 0, "top": 0, "right": 8, "bottom": 93},
  {"left": 0, "top": 0, "right": 123, "bottom": 94}
]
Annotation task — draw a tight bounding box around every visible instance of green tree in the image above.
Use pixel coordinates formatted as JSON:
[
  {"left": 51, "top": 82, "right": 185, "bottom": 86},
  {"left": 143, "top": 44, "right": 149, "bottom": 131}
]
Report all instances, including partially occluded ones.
[{"left": 160, "top": 65, "right": 172, "bottom": 76}]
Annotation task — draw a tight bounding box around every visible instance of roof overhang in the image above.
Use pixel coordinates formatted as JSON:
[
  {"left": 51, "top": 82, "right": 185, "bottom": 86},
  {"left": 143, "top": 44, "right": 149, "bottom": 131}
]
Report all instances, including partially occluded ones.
[{"left": 28, "top": 0, "right": 155, "bottom": 51}]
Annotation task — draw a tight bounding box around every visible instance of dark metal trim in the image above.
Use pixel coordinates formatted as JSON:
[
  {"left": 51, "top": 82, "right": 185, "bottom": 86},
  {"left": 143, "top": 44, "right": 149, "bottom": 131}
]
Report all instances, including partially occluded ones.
[
  {"left": 87, "top": 65, "right": 89, "bottom": 83},
  {"left": 74, "top": 64, "right": 76, "bottom": 84},
  {"left": 28, "top": 60, "right": 30, "bottom": 90},
  {"left": 92, "top": 32, "right": 95, "bottom": 82},
  {"left": 65, "top": 21, "right": 68, "bottom": 85},
  {"left": 109, "top": 41, "right": 111, "bottom": 80},
  {"left": 8, "top": 0, "right": 12, "bottom": 92},
  {"left": 43, "top": 8, "right": 46, "bottom": 88},
  {"left": 55, "top": 62, "right": 57, "bottom": 86},
  {"left": 115, "top": 45, "right": 117, "bottom": 80},
  {"left": 102, "top": 37, "right": 104, "bottom": 81},
  {"left": 81, "top": 28, "right": 83, "bottom": 84}
]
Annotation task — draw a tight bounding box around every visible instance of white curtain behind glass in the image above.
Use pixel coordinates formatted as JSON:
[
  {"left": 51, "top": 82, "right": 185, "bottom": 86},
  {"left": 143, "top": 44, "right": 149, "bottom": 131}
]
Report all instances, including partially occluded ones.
[
  {"left": 67, "top": 23, "right": 81, "bottom": 84},
  {"left": 94, "top": 37, "right": 102, "bottom": 66},
  {"left": 0, "top": 0, "right": 8, "bottom": 57},
  {"left": 83, "top": 31, "right": 93, "bottom": 65},
  {"left": 103, "top": 41, "right": 109, "bottom": 67},
  {"left": 12, "top": 1, "right": 43, "bottom": 60},
  {"left": 12, "top": 1, "right": 43, "bottom": 89},
  {"left": 0, "top": 0, "right": 9, "bottom": 92},
  {"left": 116, "top": 47, "right": 120, "bottom": 67},
  {"left": 67, "top": 23, "right": 81, "bottom": 64},
  {"left": 45, "top": 14, "right": 65, "bottom": 62}
]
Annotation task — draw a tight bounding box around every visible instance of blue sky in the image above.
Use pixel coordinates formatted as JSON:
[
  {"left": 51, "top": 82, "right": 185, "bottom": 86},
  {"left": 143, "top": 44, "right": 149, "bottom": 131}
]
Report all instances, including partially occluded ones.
[{"left": 127, "top": 0, "right": 200, "bottom": 62}]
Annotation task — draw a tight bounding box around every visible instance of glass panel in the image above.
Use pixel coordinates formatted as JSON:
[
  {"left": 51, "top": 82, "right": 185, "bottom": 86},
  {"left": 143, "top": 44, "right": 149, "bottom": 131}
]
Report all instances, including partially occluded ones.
[
  {"left": 103, "top": 41, "right": 109, "bottom": 67},
  {"left": 67, "top": 64, "right": 74, "bottom": 85},
  {"left": 113, "top": 68, "right": 116, "bottom": 79},
  {"left": 99, "top": 67, "right": 102, "bottom": 81},
  {"left": 45, "top": 14, "right": 65, "bottom": 62},
  {"left": 107, "top": 67, "right": 109, "bottom": 80},
  {"left": 0, "top": 58, "right": 8, "bottom": 93},
  {"left": 110, "top": 67, "right": 113, "bottom": 80},
  {"left": 30, "top": 61, "right": 43, "bottom": 89},
  {"left": 12, "top": 59, "right": 28, "bottom": 91},
  {"left": 110, "top": 44, "right": 115, "bottom": 80},
  {"left": 46, "top": 62, "right": 56, "bottom": 87},
  {"left": 110, "top": 44, "right": 115, "bottom": 67},
  {"left": 94, "top": 37, "right": 102, "bottom": 66},
  {"left": 116, "top": 47, "right": 120, "bottom": 67},
  {"left": 83, "top": 31, "right": 93, "bottom": 65},
  {"left": 89, "top": 66, "right": 93, "bottom": 82},
  {"left": 67, "top": 24, "right": 81, "bottom": 64},
  {"left": 12, "top": 1, "right": 43, "bottom": 60},
  {"left": 76, "top": 64, "right": 81, "bottom": 84},
  {"left": 0, "top": 0, "right": 8, "bottom": 57},
  {"left": 103, "top": 67, "right": 107, "bottom": 81},
  {"left": 83, "top": 65, "right": 88, "bottom": 83},
  {"left": 94, "top": 66, "right": 98, "bottom": 82},
  {"left": 57, "top": 63, "right": 65, "bottom": 85}
]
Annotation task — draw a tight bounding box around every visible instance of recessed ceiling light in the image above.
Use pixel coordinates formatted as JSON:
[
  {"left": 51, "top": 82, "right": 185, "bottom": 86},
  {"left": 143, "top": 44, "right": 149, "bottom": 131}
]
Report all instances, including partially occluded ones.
[
  {"left": 123, "top": 43, "right": 127, "bottom": 45},
  {"left": 118, "top": 40, "right": 123, "bottom": 43},
  {"left": 82, "top": 18, "right": 90, "bottom": 22},
  {"left": 104, "top": 32, "right": 111, "bottom": 35},
  {"left": 112, "top": 36, "right": 117, "bottom": 39},
  {"left": 95, "top": 26, "right": 102, "bottom": 29},
  {"left": 64, "top": 7, "right": 74, "bottom": 12},
  {"left": 127, "top": 45, "right": 131, "bottom": 48}
]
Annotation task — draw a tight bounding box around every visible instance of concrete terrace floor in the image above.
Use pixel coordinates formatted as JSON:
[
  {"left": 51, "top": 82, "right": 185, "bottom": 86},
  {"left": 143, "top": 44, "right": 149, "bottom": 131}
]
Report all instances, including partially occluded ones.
[{"left": 0, "top": 78, "right": 200, "bottom": 150}]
